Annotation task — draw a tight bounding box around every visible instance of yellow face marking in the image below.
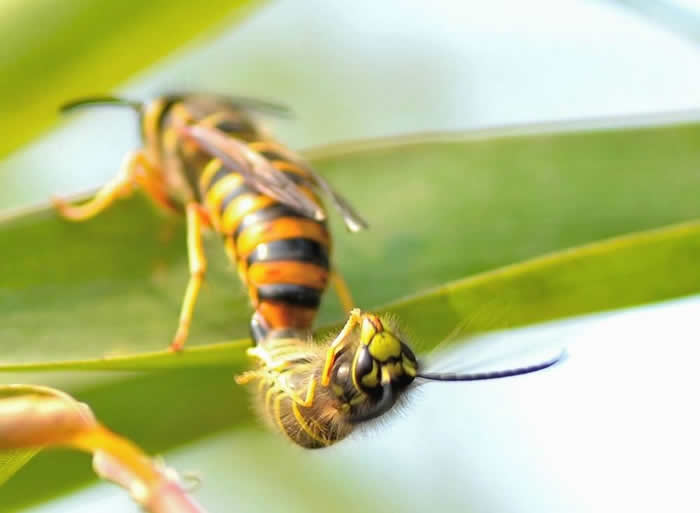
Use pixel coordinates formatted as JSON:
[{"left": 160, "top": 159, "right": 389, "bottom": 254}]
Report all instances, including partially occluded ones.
[
  {"left": 360, "top": 317, "right": 377, "bottom": 346},
  {"left": 360, "top": 361, "right": 379, "bottom": 387},
  {"left": 403, "top": 355, "right": 417, "bottom": 377},
  {"left": 381, "top": 366, "right": 393, "bottom": 385},
  {"left": 331, "top": 384, "right": 345, "bottom": 397},
  {"left": 350, "top": 394, "right": 367, "bottom": 406},
  {"left": 368, "top": 332, "right": 402, "bottom": 362}
]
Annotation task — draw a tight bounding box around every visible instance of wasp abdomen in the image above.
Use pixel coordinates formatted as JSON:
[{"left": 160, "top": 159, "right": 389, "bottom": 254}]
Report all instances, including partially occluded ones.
[{"left": 198, "top": 157, "right": 331, "bottom": 332}]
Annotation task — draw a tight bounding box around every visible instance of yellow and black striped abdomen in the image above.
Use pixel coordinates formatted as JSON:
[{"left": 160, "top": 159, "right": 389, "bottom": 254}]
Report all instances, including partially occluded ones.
[{"left": 198, "top": 153, "right": 332, "bottom": 332}]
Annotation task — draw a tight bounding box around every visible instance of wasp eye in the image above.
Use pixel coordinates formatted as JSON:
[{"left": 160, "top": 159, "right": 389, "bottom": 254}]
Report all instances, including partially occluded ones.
[
  {"left": 333, "top": 362, "right": 350, "bottom": 382},
  {"left": 354, "top": 347, "right": 374, "bottom": 380}
]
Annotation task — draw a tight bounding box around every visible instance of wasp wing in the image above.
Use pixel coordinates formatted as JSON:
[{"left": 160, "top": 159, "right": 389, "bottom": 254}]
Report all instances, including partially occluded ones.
[
  {"left": 246, "top": 142, "right": 369, "bottom": 232},
  {"left": 165, "top": 93, "right": 294, "bottom": 119},
  {"left": 179, "top": 124, "right": 325, "bottom": 220}
]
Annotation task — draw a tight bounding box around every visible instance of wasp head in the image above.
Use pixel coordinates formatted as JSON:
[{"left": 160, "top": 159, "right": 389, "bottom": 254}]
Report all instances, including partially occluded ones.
[{"left": 332, "top": 314, "right": 417, "bottom": 423}]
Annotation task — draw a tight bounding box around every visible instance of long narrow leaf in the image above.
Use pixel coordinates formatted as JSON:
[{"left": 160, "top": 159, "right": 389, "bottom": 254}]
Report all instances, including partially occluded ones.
[
  {"left": 1, "top": 219, "right": 697, "bottom": 371},
  {"left": 1, "top": 121, "right": 699, "bottom": 364}
]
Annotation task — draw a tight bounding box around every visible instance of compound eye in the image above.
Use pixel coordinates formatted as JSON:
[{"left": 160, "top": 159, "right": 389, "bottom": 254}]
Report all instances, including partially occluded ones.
[
  {"left": 354, "top": 347, "right": 377, "bottom": 389},
  {"left": 333, "top": 362, "right": 350, "bottom": 382},
  {"left": 354, "top": 347, "right": 379, "bottom": 392}
]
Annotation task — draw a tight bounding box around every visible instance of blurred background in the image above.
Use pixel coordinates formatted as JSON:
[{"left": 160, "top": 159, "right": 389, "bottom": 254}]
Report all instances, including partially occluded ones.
[{"left": 1, "top": 0, "right": 699, "bottom": 512}]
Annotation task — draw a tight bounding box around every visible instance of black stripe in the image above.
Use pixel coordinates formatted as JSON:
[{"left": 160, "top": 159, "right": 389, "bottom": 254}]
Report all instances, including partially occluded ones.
[
  {"left": 282, "top": 171, "right": 306, "bottom": 185},
  {"left": 156, "top": 96, "right": 185, "bottom": 132},
  {"left": 139, "top": 95, "right": 182, "bottom": 142},
  {"left": 216, "top": 118, "right": 256, "bottom": 135},
  {"left": 258, "top": 150, "right": 288, "bottom": 161},
  {"left": 219, "top": 184, "right": 257, "bottom": 217},
  {"left": 247, "top": 238, "right": 329, "bottom": 269},
  {"left": 233, "top": 203, "right": 311, "bottom": 239},
  {"left": 257, "top": 284, "right": 321, "bottom": 308}
]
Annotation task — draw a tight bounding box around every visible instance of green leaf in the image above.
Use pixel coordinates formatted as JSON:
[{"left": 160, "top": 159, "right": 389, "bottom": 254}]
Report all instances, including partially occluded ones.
[
  {"left": 1, "top": 121, "right": 699, "bottom": 367},
  {"left": 1, "top": 219, "right": 698, "bottom": 372},
  {"left": 0, "top": 0, "right": 264, "bottom": 159},
  {"left": 1, "top": 120, "right": 699, "bottom": 510},
  {"left": 388, "top": 219, "right": 700, "bottom": 352},
  {"left": 0, "top": 449, "right": 39, "bottom": 487}
]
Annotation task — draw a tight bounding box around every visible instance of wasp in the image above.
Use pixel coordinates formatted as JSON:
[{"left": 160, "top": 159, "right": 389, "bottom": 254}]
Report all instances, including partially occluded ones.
[
  {"left": 236, "top": 308, "right": 562, "bottom": 449},
  {"left": 54, "top": 94, "right": 561, "bottom": 448},
  {"left": 53, "top": 94, "right": 367, "bottom": 351}
]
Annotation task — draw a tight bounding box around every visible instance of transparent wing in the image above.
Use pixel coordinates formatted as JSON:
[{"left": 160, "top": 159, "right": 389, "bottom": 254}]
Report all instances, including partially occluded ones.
[
  {"left": 179, "top": 124, "right": 325, "bottom": 220},
  {"left": 166, "top": 92, "right": 294, "bottom": 119},
  {"left": 246, "top": 142, "right": 369, "bottom": 232}
]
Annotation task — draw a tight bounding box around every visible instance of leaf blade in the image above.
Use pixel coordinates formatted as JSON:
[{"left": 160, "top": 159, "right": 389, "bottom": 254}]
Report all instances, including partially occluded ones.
[
  {"left": 1, "top": 219, "right": 698, "bottom": 371},
  {"left": 2, "top": 120, "right": 700, "bottom": 364},
  {"left": 0, "top": 0, "right": 265, "bottom": 159},
  {"left": 0, "top": 449, "right": 39, "bottom": 487}
]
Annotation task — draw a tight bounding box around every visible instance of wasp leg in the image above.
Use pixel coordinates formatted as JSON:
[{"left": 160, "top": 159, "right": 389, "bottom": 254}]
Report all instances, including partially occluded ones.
[
  {"left": 287, "top": 377, "right": 319, "bottom": 408},
  {"left": 235, "top": 369, "right": 266, "bottom": 385},
  {"left": 170, "top": 203, "right": 210, "bottom": 352},
  {"left": 243, "top": 345, "right": 294, "bottom": 373},
  {"left": 52, "top": 151, "right": 140, "bottom": 221},
  {"left": 321, "top": 308, "right": 363, "bottom": 386},
  {"left": 331, "top": 269, "right": 355, "bottom": 313},
  {"left": 52, "top": 151, "right": 177, "bottom": 220},
  {"left": 132, "top": 162, "right": 180, "bottom": 216}
]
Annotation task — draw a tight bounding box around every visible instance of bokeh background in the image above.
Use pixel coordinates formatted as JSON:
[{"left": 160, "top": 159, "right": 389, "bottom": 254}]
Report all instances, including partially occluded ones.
[{"left": 1, "top": 1, "right": 699, "bottom": 512}]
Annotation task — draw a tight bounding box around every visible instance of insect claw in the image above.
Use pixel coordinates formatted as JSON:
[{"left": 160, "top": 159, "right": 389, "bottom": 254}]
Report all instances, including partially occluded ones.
[{"left": 168, "top": 335, "right": 186, "bottom": 353}]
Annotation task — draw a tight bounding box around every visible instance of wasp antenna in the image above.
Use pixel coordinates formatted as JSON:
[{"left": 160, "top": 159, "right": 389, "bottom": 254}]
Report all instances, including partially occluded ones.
[
  {"left": 417, "top": 349, "right": 566, "bottom": 382},
  {"left": 60, "top": 96, "right": 143, "bottom": 114}
]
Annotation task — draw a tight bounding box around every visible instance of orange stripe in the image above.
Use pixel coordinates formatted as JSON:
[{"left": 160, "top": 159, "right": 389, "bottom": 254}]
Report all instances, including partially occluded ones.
[
  {"left": 297, "top": 185, "right": 323, "bottom": 207},
  {"left": 236, "top": 217, "right": 330, "bottom": 258},
  {"left": 270, "top": 160, "right": 312, "bottom": 181},
  {"left": 220, "top": 194, "right": 276, "bottom": 234},
  {"left": 247, "top": 261, "right": 328, "bottom": 289},
  {"left": 257, "top": 301, "right": 317, "bottom": 330}
]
